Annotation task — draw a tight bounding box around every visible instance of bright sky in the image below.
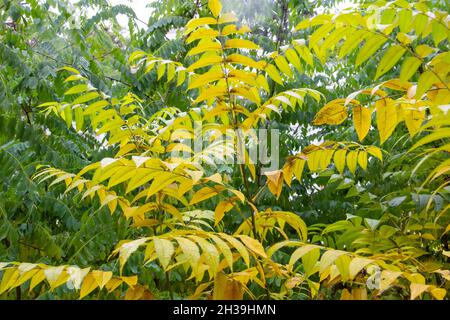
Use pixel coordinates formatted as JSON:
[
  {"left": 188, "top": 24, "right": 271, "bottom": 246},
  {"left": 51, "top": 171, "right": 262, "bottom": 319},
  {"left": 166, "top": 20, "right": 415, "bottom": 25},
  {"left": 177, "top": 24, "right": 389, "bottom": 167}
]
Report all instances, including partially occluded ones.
[{"left": 108, "top": 0, "right": 154, "bottom": 28}]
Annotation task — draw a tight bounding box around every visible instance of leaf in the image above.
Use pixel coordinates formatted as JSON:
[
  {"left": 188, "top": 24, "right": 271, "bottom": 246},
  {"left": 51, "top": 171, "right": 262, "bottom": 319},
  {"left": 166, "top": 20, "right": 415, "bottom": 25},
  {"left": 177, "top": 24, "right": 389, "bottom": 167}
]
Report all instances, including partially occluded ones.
[
  {"left": 353, "top": 105, "right": 371, "bottom": 141},
  {"left": 208, "top": 0, "right": 222, "bottom": 17},
  {"left": 285, "top": 48, "right": 302, "bottom": 72},
  {"left": 66, "top": 267, "right": 90, "bottom": 290},
  {"left": 73, "top": 92, "right": 100, "bottom": 105},
  {"left": 174, "top": 237, "right": 201, "bottom": 272},
  {"left": 376, "top": 98, "right": 398, "bottom": 144},
  {"left": 224, "top": 39, "right": 259, "bottom": 50},
  {"left": 333, "top": 149, "right": 347, "bottom": 174},
  {"left": 357, "top": 151, "right": 367, "bottom": 170},
  {"left": 367, "top": 146, "right": 383, "bottom": 161},
  {"left": 274, "top": 55, "right": 293, "bottom": 77},
  {"left": 313, "top": 101, "right": 348, "bottom": 125},
  {"left": 400, "top": 57, "right": 421, "bottom": 81},
  {"left": 430, "top": 287, "right": 446, "bottom": 300},
  {"left": 410, "top": 283, "right": 429, "bottom": 300},
  {"left": 44, "top": 266, "right": 67, "bottom": 289},
  {"left": 319, "top": 250, "right": 347, "bottom": 274},
  {"left": 0, "top": 268, "right": 19, "bottom": 295},
  {"left": 219, "top": 233, "right": 250, "bottom": 267},
  {"left": 153, "top": 238, "right": 174, "bottom": 270},
  {"left": 375, "top": 45, "right": 406, "bottom": 79},
  {"left": 187, "top": 55, "right": 222, "bottom": 71},
  {"left": 415, "top": 70, "right": 439, "bottom": 99},
  {"left": 213, "top": 272, "right": 243, "bottom": 300},
  {"left": 91, "top": 270, "right": 113, "bottom": 289},
  {"left": 355, "top": 35, "right": 387, "bottom": 67},
  {"left": 237, "top": 235, "right": 267, "bottom": 258},
  {"left": 65, "top": 84, "right": 88, "bottom": 95},
  {"left": 190, "top": 186, "right": 223, "bottom": 205},
  {"left": 379, "top": 270, "right": 402, "bottom": 292},
  {"left": 402, "top": 105, "right": 425, "bottom": 137},
  {"left": 264, "top": 63, "right": 283, "bottom": 85},
  {"left": 215, "top": 200, "right": 234, "bottom": 225},
  {"left": 346, "top": 150, "right": 358, "bottom": 175},
  {"left": 289, "top": 245, "right": 319, "bottom": 268},
  {"left": 349, "top": 257, "right": 373, "bottom": 279},
  {"left": 79, "top": 273, "right": 99, "bottom": 299},
  {"left": 117, "top": 238, "right": 148, "bottom": 272}
]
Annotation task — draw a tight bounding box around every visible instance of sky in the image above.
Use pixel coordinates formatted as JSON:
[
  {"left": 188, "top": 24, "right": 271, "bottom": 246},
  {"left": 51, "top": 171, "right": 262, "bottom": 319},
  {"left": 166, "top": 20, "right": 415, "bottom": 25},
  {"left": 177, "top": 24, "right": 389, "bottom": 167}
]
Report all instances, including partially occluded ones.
[{"left": 108, "top": 0, "right": 154, "bottom": 28}]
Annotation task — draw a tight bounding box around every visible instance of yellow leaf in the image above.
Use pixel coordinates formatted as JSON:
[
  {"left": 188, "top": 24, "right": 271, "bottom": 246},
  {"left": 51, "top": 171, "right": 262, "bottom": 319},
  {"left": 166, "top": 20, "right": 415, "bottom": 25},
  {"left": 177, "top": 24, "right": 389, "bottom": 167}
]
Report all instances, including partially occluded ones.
[
  {"left": 355, "top": 35, "right": 387, "bottom": 67},
  {"left": 219, "top": 233, "right": 250, "bottom": 267},
  {"left": 209, "top": 234, "right": 234, "bottom": 271},
  {"left": 66, "top": 267, "right": 90, "bottom": 290},
  {"left": 73, "top": 92, "right": 99, "bottom": 105},
  {"left": 274, "top": 55, "right": 293, "bottom": 77},
  {"left": 400, "top": 57, "right": 421, "bottom": 81},
  {"left": 319, "top": 250, "right": 347, "bottom": 274},
  {"left": 313, "top": 100, "right": 348, "bottom": 125},
  {"left": 0, "top": 268, "right": 19, "bottom": 295},
  {"left": 185, "top": 17, "right": 218, "bottom": 35},
  {"left": 357, "top": 151, "right": 367, "bottom": 170},
  {"left": 153, "top": 238, "right": 174, "bottom": 270},
  {"left": 117, "top": 238, "right": 148, "bottom": 271},
  {"left": 190, "top": 186, "right": 223, "bottom": 205},
  {"left": 410, "top": 283, "right": 429, "bottom": 300},
  {"left": 340, "top": 288, "right": 352, "bottom": 300},
  {"left": 264, "top": 170, "right": 283, "bottom": 198},
  {"left": 208, "top": 0, "right": 222, "bottom": 17},
  {"left": 349, "top": 257, "right": 373, "bottom": 280},
  {"left": 264, "top": 63, "right": 283, "bottom": 85},
  {"left": 237, "top": 235, "right": 267, "bottom": 258},
  {"left": 402, "top": 104, "right": 425, "bottom": 136},
  {"left": 375, "top": 45, "right": 406, "bottom": 79},
  {"left": 224, "top": 39, "right": 259, "bottom": 50},
  {"left": 174, "top": 237, "right": 201, "bottom": 272},
  {"left": 346, "top": 150, "right": 358, "bottom": 175},
  {"left": 217, "top": 13, "right": 238, "bottom": 24},
  {"left": 65, "top": 84, "right": 88, "bottom": 95},
  {"left": 352, "top": 287, "right": 368, "bottom": 300},
  {"left": 44, "top": 266, "right": 68, "bottom": 290},
  {"left": 29, "top": 269, "right": 46, "bottom": 292},
  {"left": 415, "top": 70, "right": 439, "bottom": 99},
  {"left": 213, "top": 272, "right": 243, "bottom": 300},
  {"left": 228, "top": 53, "right": 264, "bottom": 70},
  {"left": 333, "top": 149, "right": 347, "bottom": 174},
  {"left": 353, "top": 105, "right": 371, "bottom": 141},
  {"left": 188, "top": 70, "right": 224, "bottom": 89},
  {"left": 124, "top": 284, "right": 153, "bottom": 300},
  {"left": 92, "top": 270, "right": 113, "bottom": 289},
  {"left": 367, "top": 146, "right": 383, "bottom": 161},
  {"left": 187, "top": 41, "right": 222, "bottom": 56},
  {"left": 285, "top": 48, "right": 302, "bottom": 72},
  {"left": 79, "top": 273, "right": 99, "bottom": 299},
  {"left": 215, "top": 200, "right": 234, "bottom": 225},
  {"left": 380, "top": 270, "right": 402, "bottom": 292},
  {"left": 187, "top": 54, "right": 222, "bottom": 71},
  {"left": 289, "top": 245, "right": 319, "bottom": 268},
  {"left": 430, "top": 287, "right": 446, "bottom": 300}
]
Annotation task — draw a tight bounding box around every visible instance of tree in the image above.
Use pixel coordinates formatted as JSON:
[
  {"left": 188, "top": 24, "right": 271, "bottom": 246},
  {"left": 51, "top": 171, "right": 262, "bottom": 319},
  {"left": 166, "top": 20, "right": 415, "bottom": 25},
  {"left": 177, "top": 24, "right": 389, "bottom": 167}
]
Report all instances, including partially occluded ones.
[{"left": 0, "top": 0, "right": 449, "bottom": 300}]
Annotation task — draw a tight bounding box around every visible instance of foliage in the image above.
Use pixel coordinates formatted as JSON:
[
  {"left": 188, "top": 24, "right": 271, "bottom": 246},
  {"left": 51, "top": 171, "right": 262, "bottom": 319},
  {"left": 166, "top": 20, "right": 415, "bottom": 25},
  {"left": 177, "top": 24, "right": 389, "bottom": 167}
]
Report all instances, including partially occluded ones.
[{"left": 0, "top": 0, "right": 449, "bottom": 300}]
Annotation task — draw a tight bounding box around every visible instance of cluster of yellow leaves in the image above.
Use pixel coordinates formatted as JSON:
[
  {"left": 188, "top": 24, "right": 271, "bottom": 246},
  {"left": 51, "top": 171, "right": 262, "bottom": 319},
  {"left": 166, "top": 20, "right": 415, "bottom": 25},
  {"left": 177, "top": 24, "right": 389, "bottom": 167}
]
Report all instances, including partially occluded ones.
[
  {"left": 0, "top": 262, "right": 148, "bottom": 300},
  {"left": 260, "top": 142, "right": 383, "bottom": 199},
  {"left": 313, "top": 79, "right": 449, "bottom": 144}
]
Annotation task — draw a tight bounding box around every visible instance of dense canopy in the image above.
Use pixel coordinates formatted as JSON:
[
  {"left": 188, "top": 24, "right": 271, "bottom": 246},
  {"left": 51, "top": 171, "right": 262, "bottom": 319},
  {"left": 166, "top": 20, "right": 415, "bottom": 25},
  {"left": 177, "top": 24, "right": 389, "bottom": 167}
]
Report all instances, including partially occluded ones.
[{"left": 0, "top": 0, "right": 449, "bottom": 300}]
